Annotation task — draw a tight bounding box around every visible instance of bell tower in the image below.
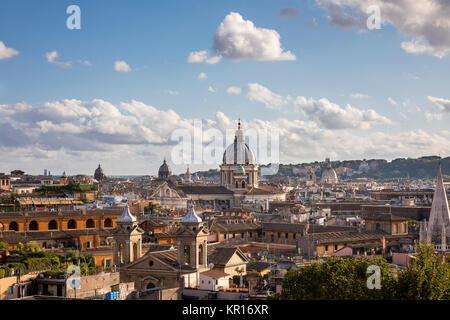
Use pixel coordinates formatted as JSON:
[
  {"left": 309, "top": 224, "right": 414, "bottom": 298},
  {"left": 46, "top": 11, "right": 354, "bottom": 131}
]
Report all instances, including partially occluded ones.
[
  {"left": 112, "top": 205, "right": 144, "bottom": 266},
  {"left": 176, "top": 203, "right": 208, "bottom": 270}
]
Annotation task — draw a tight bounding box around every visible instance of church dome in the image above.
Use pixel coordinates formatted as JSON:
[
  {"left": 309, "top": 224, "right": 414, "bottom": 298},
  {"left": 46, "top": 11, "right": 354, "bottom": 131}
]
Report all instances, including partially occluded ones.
[
  {"left": 321, "top": 158, "right": 338, "bottom": 183},
  {"left": 117, "top": 205, "right": 136, "bottom": 223},
  {"left": 236, "top": 165, "right": 246, "bottom": 174},
  {"left": 181, "top": 203, "right": 202, "bottom": 223},
  {"left": 222, "top": 121, "right": 256, "bottom": 165},
  {"left": 94, "top": 164, "right": 105, "bottom": 181},
  {"left": 158, "top": 159, "right": 172, "bottom": 180}
]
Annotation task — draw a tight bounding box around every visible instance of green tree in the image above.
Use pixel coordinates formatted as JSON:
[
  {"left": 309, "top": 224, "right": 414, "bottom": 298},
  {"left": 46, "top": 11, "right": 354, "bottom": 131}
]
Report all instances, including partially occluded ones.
[
  {"left": 0, "top": 241, "right": 8, "bottom": 250},
  {"left": 280, "top": 257, "right": 396, "bottom": 300},
  {"left": 396, "top": 242, "right": 450, "bottom": 300}
]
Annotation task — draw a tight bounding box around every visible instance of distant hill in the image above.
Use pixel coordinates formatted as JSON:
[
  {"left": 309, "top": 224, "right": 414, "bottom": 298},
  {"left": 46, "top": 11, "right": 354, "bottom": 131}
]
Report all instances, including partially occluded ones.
[{"left": 195, "top": 156, "right": 450, "bottom": 180}]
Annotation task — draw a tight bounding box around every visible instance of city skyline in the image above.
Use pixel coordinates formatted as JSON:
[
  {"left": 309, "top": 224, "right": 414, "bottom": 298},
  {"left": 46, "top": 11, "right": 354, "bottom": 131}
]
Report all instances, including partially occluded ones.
[{"left": 1, "top": 1, "right": 450, "bottom": 175}]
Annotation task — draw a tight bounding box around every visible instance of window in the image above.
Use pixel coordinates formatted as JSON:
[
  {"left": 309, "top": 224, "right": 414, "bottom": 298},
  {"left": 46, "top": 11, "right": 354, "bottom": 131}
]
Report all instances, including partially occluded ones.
[
  {"left": 29, "top": 220, "right": 38, "bottom": 231},
  {"left": 104, "top": 218, "right": 113, "bottom": 228},
  {"left": 325, "top": 245, "right": 329, "bottom": 252},
  {"left": 48, "top": 220, "right": 58, "bottom": 230},
  {"left": 277, "top": 232, "right": 281, "bottom": 239},
  {"left": 86, "top": 219, "right": 95, "bottom": 229},
  {"left": 67, "top": 219, "right": 77, "bottom": 229},
  {"left": 224, "top": 234, "right": 227, "bottom": 239},
  {"left": 271, "top": 234, "right": 274, "bottom": 242},
  {"left": 334, "top": 244, "right": 338, "bottom": 251},
  {"left": 293, "top": 233, "right": 296, "bottom": 239},
  {"left": 232, "top": 233, "right": 235, "bottom": 239},
  {"left": 149, "top": 260, "right": 154, "bottom": 267},
  {"left": 285, "top": 233, "right": 289, "bottom": 239},
  {"left": 8, "top": 286, "right": 13, "bottom": 295},
  {"left": 104, "top": 259, "right": 112, "bottom": 267},
  {"left": 249, "top": 232, "right": 253, "bottom": 238},
  {"left": 9, "top": 221, "right": 18, "bottom": 231},
  {"left": 241, "top": 232, "right": 244, "bottom": 239}
]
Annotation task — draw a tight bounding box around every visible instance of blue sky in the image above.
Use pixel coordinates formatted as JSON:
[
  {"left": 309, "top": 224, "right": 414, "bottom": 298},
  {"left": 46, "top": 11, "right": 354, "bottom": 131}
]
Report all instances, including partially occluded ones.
[{"left": 1, "top": 0, "right": 450, "bottom": 175}]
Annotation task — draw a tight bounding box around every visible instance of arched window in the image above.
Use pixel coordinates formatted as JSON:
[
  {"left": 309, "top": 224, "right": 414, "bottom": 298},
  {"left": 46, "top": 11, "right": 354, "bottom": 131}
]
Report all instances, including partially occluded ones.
[
  {"left": 133, "top": 242, "right": 138, "bottom": 262},
  {"left": 146, "top": 282, "right": 155, "bottom": 290},
  {"left": 199, "top": 244, "right": 204, "bottom": 265},
  {"left": 48, "top": 220, "right": 58, "bottom": 230},
  {"left": 29, "top": 220, "right": 39, "bottom": 231},
  {"left": 242, "top": 181, "right": 245, "bottom": 189},
  {"left": 67, "top": 219, "right": 77, "bottom": 229},
  {"left": 236, "top": 181, "right": 239, "bottom": 189},
  {"left": 9, "top": 221, "right": 18, "bottom": 231},
  {"left": 184, "top": 245, "right": 190, "bottom": 265},
  {"left": 86, "top": 219, "right": 95, "bottom": 229},
  {"left": 104, "top": 218, "right": 112, "bottom": 228}
]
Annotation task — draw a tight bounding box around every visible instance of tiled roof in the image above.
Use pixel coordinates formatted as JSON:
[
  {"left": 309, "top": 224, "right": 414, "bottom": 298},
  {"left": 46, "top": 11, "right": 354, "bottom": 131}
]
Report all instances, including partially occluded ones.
[
  {"left": 246, "top": 186, "right": 284, "bottom": 195},
  {"left": 246, "top": 261, "right": 273, "bottom": 272},
  {"left": 262, "top": 222, "right": 307, "bottom": 233},
  {"left": 0, "top": 208, "right": 122, "bottom": 219},
  {"left": 306, "top": 230, "right": 389, "bottom": 244},
  {"left": 211, "top": 221, "right": 261, "bottom": 233},
  {"left": 176, "top": 186, "right": 234, "bottom": 195}
]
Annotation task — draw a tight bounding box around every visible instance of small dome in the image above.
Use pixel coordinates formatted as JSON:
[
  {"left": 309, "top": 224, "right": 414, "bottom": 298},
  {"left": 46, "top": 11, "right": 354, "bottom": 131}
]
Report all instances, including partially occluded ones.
[
  {"left": 236, "top": 165, "right": 246, "bottom": 174},
  {"left": 158, "top": 159, "right": 172, "bottom": 180},
  {"left": 94, "top": 164, "right": 105, "bottom": 181},
  {"left": 181, "top": 204, "right": 202, "bottom": 223},
  {"left": 117, "top": 205, "right": 136, "bottom": 223},
  {"left": 222, "top": 121, "right": 256, "bottom": 165}
]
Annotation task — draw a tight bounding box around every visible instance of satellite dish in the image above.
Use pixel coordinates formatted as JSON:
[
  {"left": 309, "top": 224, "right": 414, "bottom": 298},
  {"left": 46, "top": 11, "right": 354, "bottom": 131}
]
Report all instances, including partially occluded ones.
[{"left": 208, "top": 263, "right": 214, "bottom": 269}]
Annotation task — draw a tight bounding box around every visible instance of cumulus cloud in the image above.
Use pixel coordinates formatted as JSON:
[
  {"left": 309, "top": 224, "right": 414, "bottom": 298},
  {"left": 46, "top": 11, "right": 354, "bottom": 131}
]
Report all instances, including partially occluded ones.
[
  {"left": 0, "top": 41, "right": 19, "bottom": 60},
  {"left": 46, "top": 51, "right": 72, "bottom": 68},
  {"left": 351, "top": 93, "right": 369, "bottom": 99},
  {"left": 428, "top": 96, "right": 450, "bottom": 113},
  {"left": 294, "top": 96, "right": 392, "bottom": 129},
  {"left": 316, "top": 0, "right": 450, "bottom": 57},
  {"left": 208, "top": 86, "right": 216, "bottom": 93},
  {"left": 164, "top": 90, "right": 179, "bottom": 96},
  {"left": 198, "top": 72, "right": 207, "bottom": 80},
  {"left": 114, "top": 60, "right": 131, "bottom": 72},
  {"left": 246, "top": 83, "right": 290, "bottom": 110},
  {"left": 425, "top": 112, "right": 443, "bottom": 121},
  {"left": 0, "top": 98, "right": 448, "bottom": 173},
  {"left": 186, "top": 50, "right": 222, "bottom": 64},
  {"left": 213, "top": 12, "right": 296, "bottom": 61},
  {"left": 387, "top": 97, "right": 397, "bottom": 105},
  {"left": 226, "top": 86, "right": 242, "bottom": 95}
]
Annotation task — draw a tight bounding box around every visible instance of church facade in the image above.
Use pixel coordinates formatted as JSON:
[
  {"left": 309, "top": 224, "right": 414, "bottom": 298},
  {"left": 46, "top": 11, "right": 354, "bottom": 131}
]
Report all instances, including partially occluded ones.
[{"left": 115, "top": 204, "right": 249, "bottom": 300}]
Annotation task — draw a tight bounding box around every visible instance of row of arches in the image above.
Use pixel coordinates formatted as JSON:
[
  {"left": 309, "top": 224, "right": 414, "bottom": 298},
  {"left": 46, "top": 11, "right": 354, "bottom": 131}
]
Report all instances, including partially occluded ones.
[{"left": 7, "top": 218, "right": 113, "bottom": 232}]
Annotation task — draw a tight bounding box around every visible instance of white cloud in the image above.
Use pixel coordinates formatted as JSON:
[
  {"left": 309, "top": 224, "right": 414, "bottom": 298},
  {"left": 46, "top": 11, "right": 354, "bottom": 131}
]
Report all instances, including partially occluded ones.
[
  {"left": 387, "top": 97, "right": 397, "bottom": 105},
  {"left": 208, "top": 86, "right": 216, "bottom": 93},
  {"left": 428, "top": 96, "right": 450, "bottom": 113},
  {"left": 213, "top": 12, "right": 296, "bottom": 61},
  {"left": 226, "top": 86, "right": 242, "bottom": 95},
  {"left": 198, "top": 72, "right": 207, "bottom": 80},
  {"left": 0, "top": 98, "right": 449, "bottom": 173},
  {"left": 351, "top": 93, "right": 369, "bottom": 99},
  {"left": 45, "top": 51, "right": 72, "bottom": 68},
  {"left": 186, "top": 50, "right": 222, "bottom": 64},
  {"left": 294, "top": 96, "right": 392, "bottom": 129},
  {"left": 246, "top": 83, "right": 289, "bottom": 110},
  {"left": 164, "top": 90, "right": 179, "bottom": 96},
  {"left": 317, "top": 0, "right": 450, "bottom": 58},
  {"left": 0, "top": 41, "right": 19, "bottom": 60},
  {"left": 114, "top": 60, "right": 131, "bottom": 73},
  {"left": 425, "top": 112, "right": 443, "bottom": 121}
]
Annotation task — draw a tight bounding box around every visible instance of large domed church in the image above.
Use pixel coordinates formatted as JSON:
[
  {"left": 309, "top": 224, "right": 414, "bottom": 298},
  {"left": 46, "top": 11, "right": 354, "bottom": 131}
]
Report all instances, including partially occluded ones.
[
  {"left": 220, "top": 120, "right": 258, "bottom": 190},
  {"left": 150, "top": 120, "right": 285, "bottom": 211}
]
